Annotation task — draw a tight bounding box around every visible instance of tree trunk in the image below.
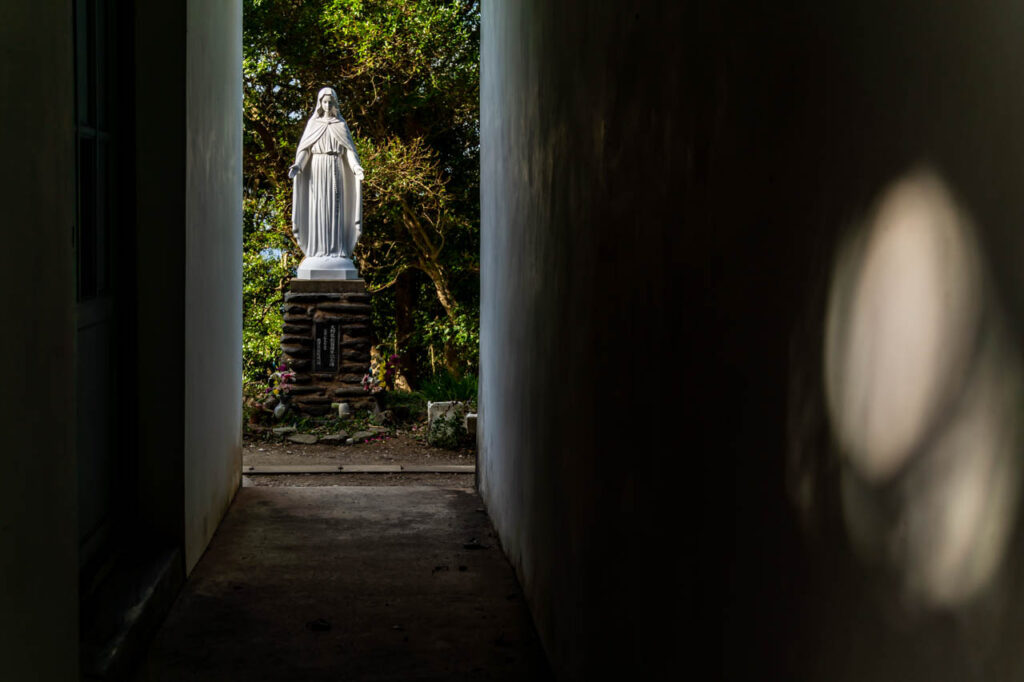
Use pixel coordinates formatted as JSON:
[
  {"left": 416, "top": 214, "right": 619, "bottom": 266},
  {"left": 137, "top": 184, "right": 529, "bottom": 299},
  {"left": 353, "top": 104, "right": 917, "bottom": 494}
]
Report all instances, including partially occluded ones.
[
  {"left": 394, "top": 269, "right": 421, "bottom": 387},
  {"left": 400, "top": 204, "right": 458, "bottom": 323},
  {"left": 417, "top": 257, "right": 457, "bottom": 322},
  {"left": 416, "top": 260, "right": 464, "bottom": 376},
  {"left": 398, "top": 199, "right": 463, "bottom": 376}
]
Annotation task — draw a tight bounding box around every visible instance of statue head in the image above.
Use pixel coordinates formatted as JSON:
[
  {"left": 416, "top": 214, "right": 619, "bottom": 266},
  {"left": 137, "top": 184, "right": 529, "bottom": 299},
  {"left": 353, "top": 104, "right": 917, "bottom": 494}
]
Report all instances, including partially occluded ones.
[{"left": 314, "top": 87, "right": 341, "bottom": 120}]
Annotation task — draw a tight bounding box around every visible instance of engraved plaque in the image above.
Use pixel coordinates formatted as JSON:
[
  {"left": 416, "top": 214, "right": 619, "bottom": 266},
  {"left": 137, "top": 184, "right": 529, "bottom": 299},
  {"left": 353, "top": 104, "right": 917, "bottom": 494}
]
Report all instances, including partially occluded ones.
[{"left": 313, "top": 322, "right": 340, "bottom": 372}]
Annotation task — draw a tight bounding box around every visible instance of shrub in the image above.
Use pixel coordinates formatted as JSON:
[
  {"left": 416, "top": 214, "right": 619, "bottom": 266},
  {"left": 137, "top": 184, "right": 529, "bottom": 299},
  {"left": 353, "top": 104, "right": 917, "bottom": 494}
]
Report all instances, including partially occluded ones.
[
  {"left": 428, "top": 413, "right": 468, "bottom": 450},
  {"left": 382, "top": 390, "right": 427, "bottom": 422},
  {"left": 418, "top": 370, "right": 478, "bottom": 404}
]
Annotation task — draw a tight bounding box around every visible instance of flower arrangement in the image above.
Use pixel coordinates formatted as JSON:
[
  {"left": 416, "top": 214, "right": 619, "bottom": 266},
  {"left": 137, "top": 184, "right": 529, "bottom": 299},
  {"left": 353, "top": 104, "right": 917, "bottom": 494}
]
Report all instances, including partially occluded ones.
[
  {"left": 362, "top": 351, "right": 400, "bottom": 393},
  {"left": 266, "top": 361, "right": 296, "bottom": 417},
  {"left": 361, "top": 370, "right": 382, "bottom": 394}
]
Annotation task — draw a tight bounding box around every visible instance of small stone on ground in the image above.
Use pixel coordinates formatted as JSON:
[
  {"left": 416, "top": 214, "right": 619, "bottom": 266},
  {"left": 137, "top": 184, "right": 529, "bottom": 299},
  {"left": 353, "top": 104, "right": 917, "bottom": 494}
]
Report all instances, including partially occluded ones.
[
  {"left": 317, "top": 432, "right": 348, "bottom": 444},
  {"left": 350, "top": 430, "right": 375, "bottom": 443}
]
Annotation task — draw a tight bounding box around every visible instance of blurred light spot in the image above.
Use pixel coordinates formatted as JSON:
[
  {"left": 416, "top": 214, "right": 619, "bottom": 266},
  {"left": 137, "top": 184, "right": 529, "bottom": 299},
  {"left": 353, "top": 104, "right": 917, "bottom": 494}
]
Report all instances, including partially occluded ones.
[
  {"left": 826, "top": 172, "right": 983, "bottom": 482},
  {"left": 824, "top": 169, "right": 1022, "bottom": 608}
]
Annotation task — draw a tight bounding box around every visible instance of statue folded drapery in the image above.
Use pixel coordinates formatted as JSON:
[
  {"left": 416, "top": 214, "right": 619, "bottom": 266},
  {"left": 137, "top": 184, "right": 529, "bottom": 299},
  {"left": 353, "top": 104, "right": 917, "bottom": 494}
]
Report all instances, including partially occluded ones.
[{"left": 289, "top": 87, "right": 365, "bottom": 279}]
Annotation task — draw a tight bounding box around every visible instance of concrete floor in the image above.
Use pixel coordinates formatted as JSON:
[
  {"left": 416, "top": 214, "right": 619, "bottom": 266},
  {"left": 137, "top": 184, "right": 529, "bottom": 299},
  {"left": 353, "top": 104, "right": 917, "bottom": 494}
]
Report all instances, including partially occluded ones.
[{"left": 136, "top": 486, "right": 551, "bottom": 681}]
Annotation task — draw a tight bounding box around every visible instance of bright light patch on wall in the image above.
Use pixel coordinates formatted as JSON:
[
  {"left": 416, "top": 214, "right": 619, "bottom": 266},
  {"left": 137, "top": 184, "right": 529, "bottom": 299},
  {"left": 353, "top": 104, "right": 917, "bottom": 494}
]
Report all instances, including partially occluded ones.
[{"left": 824, "top": 169, "right": 1022, "bottom": 608}]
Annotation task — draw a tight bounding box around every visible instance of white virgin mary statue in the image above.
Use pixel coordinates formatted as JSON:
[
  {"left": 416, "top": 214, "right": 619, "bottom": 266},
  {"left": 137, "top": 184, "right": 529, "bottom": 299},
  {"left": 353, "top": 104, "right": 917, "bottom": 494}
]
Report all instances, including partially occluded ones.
[{"left": 289, "top": 87, "right": 365, "bottom": 279}]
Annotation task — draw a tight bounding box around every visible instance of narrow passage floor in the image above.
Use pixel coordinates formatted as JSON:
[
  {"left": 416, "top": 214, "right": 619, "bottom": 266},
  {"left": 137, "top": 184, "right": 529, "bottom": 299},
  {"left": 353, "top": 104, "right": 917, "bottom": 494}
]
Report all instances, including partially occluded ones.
[{"left": 136, "top": 485, "right": 551, "bottom": 681}]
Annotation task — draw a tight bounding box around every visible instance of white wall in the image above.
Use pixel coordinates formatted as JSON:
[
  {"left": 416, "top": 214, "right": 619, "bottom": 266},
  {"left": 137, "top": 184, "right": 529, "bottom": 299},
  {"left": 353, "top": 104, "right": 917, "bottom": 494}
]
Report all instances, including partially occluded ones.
[
  {"left": 184, "top": 0, "right": 243, "bottom": 572},
  {"left": 0, "top": 2, "right": 79, "bottom": 678}
]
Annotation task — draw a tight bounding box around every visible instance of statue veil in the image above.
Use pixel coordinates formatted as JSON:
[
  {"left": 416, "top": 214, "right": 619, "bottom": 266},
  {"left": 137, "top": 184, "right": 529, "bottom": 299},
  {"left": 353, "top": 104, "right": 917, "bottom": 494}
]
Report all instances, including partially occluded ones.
[{"left": 292, "top": 87, "right": 363, "bottom": 272}]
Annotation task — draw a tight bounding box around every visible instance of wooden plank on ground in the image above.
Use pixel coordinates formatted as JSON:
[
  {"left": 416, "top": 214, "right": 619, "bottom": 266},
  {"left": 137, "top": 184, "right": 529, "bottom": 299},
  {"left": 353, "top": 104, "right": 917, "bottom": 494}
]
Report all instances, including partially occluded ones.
[
  {"left": 401, "top": 465, "right": 476, "bottom": 473},
  {"left": 244, "top": 465, "right": 346, "bottom": 474},
  {"left": 243, "top": 464, "right": 475, "bottom": 475}
]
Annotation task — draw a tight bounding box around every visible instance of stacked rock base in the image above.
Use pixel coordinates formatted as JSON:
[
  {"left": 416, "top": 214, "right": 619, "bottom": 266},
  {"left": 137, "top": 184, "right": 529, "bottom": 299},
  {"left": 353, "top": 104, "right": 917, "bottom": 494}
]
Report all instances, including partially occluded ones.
[{"left": 279, "top": 279, "right": 377, "bottom": 416}]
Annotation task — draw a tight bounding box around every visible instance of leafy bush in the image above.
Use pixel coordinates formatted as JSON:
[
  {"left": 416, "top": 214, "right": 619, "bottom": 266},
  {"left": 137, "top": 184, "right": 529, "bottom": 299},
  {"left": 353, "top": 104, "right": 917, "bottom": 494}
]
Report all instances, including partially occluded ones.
[
  {"left": 417, "top": 370, "right": 477, "bottom": 404},
  {"left": 242, "top": 246, "right": 290, "bottom": 390},
  {"left": 382, "top": 390, "right": 427, "bottom": 421},
  {"left": 427, "top": 413, "right": 468, "bottom": 450}
]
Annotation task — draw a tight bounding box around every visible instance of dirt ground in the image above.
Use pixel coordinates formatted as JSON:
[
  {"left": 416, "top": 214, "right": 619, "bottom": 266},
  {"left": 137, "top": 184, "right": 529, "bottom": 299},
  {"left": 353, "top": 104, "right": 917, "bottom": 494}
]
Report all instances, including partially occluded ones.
[
  {"left": 244, "top": 473, "right": 475, "bottom": 488},
  {"left": 243, "top": 427, "right": 476, "bottom": 488}
]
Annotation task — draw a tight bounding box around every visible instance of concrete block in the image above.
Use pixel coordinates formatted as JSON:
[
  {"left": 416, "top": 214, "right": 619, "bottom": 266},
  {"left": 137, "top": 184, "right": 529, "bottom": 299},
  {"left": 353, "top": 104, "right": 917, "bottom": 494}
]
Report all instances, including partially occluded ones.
[{"left": 427, "top": 401, "right": 469, "bottom": 426}]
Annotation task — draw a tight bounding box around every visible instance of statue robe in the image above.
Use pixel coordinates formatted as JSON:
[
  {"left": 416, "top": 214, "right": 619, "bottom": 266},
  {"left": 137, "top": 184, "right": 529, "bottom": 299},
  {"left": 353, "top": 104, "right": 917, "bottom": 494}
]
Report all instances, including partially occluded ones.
[{"left": 292, "top": 117, "right": 362, "bottom": 258}]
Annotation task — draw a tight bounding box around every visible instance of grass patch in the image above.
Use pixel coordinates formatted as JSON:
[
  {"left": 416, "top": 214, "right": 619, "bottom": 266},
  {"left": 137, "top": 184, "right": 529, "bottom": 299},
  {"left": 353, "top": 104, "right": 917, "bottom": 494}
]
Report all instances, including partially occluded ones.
[{"left": 417, "top": 371, "right": 478, "bottom": 404}]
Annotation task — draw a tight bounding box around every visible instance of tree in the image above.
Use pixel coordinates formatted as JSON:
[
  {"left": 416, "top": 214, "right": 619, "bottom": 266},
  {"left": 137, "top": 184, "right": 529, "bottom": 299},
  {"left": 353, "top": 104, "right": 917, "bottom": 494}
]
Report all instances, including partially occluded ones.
[{"left": 242, "top": 0, "right": 480, "bottom": 391}]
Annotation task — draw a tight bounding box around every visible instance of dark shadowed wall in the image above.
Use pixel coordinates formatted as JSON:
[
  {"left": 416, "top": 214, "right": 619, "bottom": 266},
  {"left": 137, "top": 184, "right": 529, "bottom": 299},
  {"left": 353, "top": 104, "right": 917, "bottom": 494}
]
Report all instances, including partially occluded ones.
[
  {"left": 480, "top": 1, "right": 1024, "bottom": 679},
  {"left": 0, "top": 4, "right": 78, "bottom": 679},
  {"left": 0, "top": 2, "right": 242, "bottom": 676}
]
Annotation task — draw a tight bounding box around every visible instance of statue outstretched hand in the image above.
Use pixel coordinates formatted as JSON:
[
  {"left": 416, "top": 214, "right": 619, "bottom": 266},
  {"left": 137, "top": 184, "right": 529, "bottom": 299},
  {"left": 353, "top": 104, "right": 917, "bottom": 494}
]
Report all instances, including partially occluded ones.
[
  {"left": 354, "top": 166, "right": 365, "bottom": 181},
  {"left": 288, "top": 164, "right": 300, "bottom": 180}
]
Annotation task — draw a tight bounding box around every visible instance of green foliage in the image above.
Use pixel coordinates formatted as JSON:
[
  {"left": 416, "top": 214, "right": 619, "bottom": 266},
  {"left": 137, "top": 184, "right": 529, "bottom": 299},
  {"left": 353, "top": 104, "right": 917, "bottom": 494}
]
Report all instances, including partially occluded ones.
[
  {"left": 242, "top": 247, "right": 290, "bottom": 388},
  {"left": 427, "top": 413, "right": 468, "bottom": 449},
  {"left": 305, "top": 410, "right": 372, "bottom": 434},
  {"left": 422, "top": 306, "right": 479, "bottom": 374},
  {"left": 417, "top": 370, "right": 477, "bottom": 403},
  {"left": 289, "top": 414, "right": 315, "bottom": 432},
  {"left": 242, "top": 0, "right": 480, "bottom": 397},
  {"left": 382, "top": 389, "right": 427, "bottom": 420}
]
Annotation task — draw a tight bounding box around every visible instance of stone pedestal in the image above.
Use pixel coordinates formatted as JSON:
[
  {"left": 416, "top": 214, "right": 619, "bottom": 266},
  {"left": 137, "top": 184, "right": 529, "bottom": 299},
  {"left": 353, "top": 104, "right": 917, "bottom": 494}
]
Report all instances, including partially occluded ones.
[
  {"left": 279, "top": 279, "right": 376, "bottom": 416},
  {"left": 296, "top": 255, "right": 359, "bottom": 280}
]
